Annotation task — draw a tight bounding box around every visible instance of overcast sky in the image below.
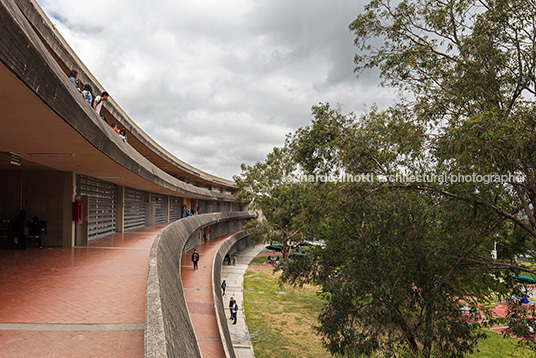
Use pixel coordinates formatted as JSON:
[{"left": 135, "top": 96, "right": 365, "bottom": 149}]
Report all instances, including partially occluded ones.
[{"left": 37, "top": 0, "right": 396, "bottom": 180}]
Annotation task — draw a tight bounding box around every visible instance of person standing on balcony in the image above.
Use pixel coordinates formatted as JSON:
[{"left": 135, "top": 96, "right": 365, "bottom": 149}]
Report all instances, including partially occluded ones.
[
  {"left": 82, "top": 84, "right": 93, "bottom": 105},
  {"left": 93, "top": 91, "right": 109, "bottom": 122},
  {"left": 119, "top": 129, "right": 127, "bottom": 142},
  {"left": 68, "top": 69, "right": 80, "bottom": 91}
]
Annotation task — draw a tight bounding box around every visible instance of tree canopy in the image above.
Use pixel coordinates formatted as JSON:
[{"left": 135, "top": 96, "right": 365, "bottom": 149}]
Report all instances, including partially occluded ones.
[{"left": 235, "top": 1, "right": 536, "bottom": 356}]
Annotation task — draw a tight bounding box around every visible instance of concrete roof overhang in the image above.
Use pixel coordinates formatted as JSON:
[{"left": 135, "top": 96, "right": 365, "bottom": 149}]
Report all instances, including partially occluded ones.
[
  {"left": 0, "top": 0, "right": 233, "bottom": 201},
  {"left": 11, "top": 0, "right": 237, "bottom": 192}
]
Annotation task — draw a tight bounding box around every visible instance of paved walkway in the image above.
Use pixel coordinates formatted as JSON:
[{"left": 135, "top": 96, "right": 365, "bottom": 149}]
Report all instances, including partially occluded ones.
[
  {"left": 0, "top": 224, "right": 166, "bottom": 358},
  {"left": 0, "top": 224, "right": 264, "bottom": 358},
  {"left": 181, "top": 234, "right": 233, "bottom": 358},
  {"left": 221, "top": 244, "right": 265, "bottom": 358}
]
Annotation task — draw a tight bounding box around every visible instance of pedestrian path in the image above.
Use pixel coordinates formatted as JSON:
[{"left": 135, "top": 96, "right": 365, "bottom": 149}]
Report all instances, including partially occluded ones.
[
  {"left": 0, "top": 224, "right": 166, "bottom": 358},
  {"left": 181, "top": 234, "right": 235, "bottom": 358},
  {"left": 220, "top": 244, "right": 265, "bottom": 358}
]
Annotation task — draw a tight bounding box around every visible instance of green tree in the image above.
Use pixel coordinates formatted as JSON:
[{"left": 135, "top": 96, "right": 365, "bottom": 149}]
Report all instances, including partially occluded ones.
[
  {"left": 233, "top": 147, "right": 309, "bottom": 257},
  {"left": 350, "top": 0, "right": 536, "bottom": 243},
  {"left": 236, "top": 0, "right": 536, "bottom": 355},
  {"left": 279, "top": 104, "right": 535, "bottom": 357}
]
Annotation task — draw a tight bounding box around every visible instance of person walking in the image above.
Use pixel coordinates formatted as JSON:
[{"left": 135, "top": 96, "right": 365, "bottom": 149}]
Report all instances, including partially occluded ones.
[
  {"left": 231, "top": 299, "right": 238, "bottom": 325},
  {"left": 192, "top": 249, "right": 200, "bottom": 270},
  {"left": 221, "top": 280, "right": 226, "bottom": 296}
]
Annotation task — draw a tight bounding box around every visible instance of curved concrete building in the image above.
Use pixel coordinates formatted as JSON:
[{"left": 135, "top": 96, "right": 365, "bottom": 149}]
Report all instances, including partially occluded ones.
[{"left": 0, "top": 0, "right": 242, "bottom": 247}]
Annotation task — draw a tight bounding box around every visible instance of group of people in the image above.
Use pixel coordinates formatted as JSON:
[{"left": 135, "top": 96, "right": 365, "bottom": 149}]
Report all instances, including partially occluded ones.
[
  {"left": 229, "top": 297, "right": 238, "bottom": 325},
  {"left": 182, "top": 206, "right": 191, "bottom": 218},
  {"left": 224, "top": 254, "right": 236, "bottom": 265},
  {"left": 68, "top": 69, "right": 126, "bottom": 142},
  {"left": 191, "top": 248, "right": 240, "bottom": 326},
  {"left": 12, "top": 210, "right": 47, "bottom": 249}
]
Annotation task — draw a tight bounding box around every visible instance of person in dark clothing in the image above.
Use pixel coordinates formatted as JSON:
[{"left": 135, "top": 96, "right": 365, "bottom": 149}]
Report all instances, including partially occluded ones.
[
  {"left": 231, "top": 299, "right": 238, "bottom": 324},
  {"left": 192, "top": 249, "right": 200, "bottom": 270},
  {"left": 221, "top": 280, "right": 226, "bottom": 296},
  {"left": 229, "top": 297, "right": 236, "bottom": 320},
  {"left": 13, "top": 210, "right": 28, "bottom": 250},
  {"left": 29, "top": 216, "right": 43, "bottom": 248}
]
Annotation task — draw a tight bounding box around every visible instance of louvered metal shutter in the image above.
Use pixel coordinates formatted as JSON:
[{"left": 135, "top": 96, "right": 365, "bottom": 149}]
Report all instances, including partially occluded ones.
[
  {"left": 210, "top": 201, "right": 219, "bottom": 212},
  {"left": 184, "top": 231, "right": 199, "bottom": 253},
  {"left": 222, "top": 201, "right": 231, "bottom": 212},
  {"left": 232, "top": 202, "right": 241, "bottom": 212},
  {"left": 78, "top": 175, "right": 117, "bottom": 240},
  {"left": 124, "top": 187, "right": 146, "bottom": 231},
  {"left": 169, "top": 196, "right": 183, "bottom": 222},
  {"left": 198, "top": 199, "right": 209, "bottom": 214},
  {"left": 152, "top": 193, "right": 167, "bottom": 224}
]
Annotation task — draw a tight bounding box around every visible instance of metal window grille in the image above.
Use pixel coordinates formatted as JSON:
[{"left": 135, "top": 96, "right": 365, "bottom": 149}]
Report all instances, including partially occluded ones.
[
  {"left": 124, "top": 187, "right": 147, "bottom": 230},
  {"left": 77, "top": 175, "right": 117, "bottom": 240},
  {"left": 151, "top": 193, "right": 168, "bottom": 224},
  {"left": 169, "top": 196, "right": 183, "bottom": 221}
]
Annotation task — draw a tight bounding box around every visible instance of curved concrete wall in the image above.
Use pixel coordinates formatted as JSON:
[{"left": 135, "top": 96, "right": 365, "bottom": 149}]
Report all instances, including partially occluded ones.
[
  {"left": 212, "top": 231, "right": 251, "bottom": 358},
  {"left": 14, "top": 0, "right": 236, "bottom": 191},
  {"left": 145, "top": 212, "right": 255, "bottom": 358}
]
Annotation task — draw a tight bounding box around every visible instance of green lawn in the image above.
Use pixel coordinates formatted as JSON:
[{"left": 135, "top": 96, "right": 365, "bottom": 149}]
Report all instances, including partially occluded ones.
[
  {"left": 468, "top": 330, "right": 535, "bottom": 358},
  {"left": 248, "top": 256, "right": 270, "bottom": 266},
  {"left": 243, "top": 268, "right": 536, "bottom": 358},
  {"left": 243, "top": 269, "right": 331, "bottom": 358}
]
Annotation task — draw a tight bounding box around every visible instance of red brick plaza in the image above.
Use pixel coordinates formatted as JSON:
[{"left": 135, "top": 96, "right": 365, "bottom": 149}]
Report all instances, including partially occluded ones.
[{"left": 0, "top": 225, "right": 233, "bottom": 358}]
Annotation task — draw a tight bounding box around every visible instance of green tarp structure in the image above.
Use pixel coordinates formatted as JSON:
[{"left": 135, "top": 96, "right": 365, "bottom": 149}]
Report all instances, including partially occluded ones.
[
  {"left": 266, "top": 244, "right": 282, "bottom": 251},
  {"left": 512, "top": 274, "right": 536, "bottom": 284}
]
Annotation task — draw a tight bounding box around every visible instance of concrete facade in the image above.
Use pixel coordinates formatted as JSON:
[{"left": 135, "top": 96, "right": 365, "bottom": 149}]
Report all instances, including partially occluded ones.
[{"left": 0, "top": 0, "right": 245, "bottom": 247}]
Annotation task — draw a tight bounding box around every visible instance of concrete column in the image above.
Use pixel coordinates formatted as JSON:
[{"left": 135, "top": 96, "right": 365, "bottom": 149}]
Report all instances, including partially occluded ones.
[
  {"left": 166, "top": 195, "right": 170, "bottom": 223},
  {"left": 117, "top": 186, "right": 125, "bottom": 232},
  {"left": 69, "top": 172, "right": 76, "bottom": 246},
  {"left": 145, "top": 192, "right": 155, "bottom": 227},
  {"left": 59, "top": 172, "right": 75, "bottom": 247}
]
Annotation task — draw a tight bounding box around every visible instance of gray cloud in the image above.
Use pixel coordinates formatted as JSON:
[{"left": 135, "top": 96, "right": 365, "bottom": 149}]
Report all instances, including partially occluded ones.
[{"left": 38, "top": 0, "right": 395, "bottom": 180}]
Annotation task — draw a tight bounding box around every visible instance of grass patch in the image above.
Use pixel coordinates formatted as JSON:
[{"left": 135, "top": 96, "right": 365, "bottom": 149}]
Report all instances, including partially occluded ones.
[
  {"left": 243, "top": 269, "right": 331, "bottom": 358},
  {"left": 243, "top": 269, "right": 536, "bottom": 357},
  {"left": 249, "top": 256, "right": 270, "bottom": 266},
  {"left": 468, "top": 329, "right": 536, "bottom": 358}
]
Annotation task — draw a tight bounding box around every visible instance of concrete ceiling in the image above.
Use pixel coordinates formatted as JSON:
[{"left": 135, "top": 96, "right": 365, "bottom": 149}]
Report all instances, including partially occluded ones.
[{"left": 0, "top": 61, "right": 201, "bottom": 197}]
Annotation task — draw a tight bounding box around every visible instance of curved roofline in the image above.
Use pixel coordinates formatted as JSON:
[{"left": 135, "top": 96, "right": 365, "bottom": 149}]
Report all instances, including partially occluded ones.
[
  {"left": 1, "top": 0, "right": 234, "bottom": 201},
  {"left": 14, "top": 0, "right": 237, "bottom": 190}
]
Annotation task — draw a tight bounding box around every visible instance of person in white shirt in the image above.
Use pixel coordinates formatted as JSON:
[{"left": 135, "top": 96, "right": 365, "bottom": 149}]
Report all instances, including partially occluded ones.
[{"left": 93, "top": 91, "right": 109, "bottom": 122}]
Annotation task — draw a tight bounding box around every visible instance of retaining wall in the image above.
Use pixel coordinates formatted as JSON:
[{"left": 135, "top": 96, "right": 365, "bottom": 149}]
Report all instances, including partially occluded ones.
[
  {"left": 212, "top": 231, "right": 253, "bottom": 358},
  {"left": 145, "top": 211, "right": 255, "bottom": 358}
]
